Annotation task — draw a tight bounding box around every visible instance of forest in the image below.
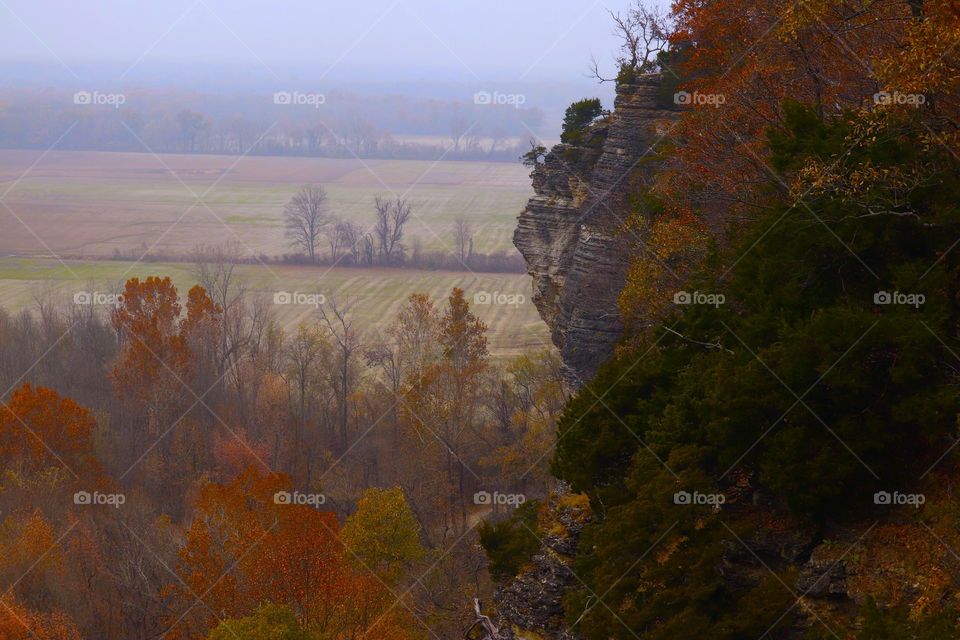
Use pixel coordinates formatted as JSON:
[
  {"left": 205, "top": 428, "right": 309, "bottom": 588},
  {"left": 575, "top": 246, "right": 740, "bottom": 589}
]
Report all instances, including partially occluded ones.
[{"left": 0, "top": 270, "right": 564, "bottom": 638}]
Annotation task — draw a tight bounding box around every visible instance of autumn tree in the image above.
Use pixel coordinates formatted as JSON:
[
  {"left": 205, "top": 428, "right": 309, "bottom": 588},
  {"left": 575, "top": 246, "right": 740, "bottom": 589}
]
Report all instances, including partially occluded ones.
[
  {"left": 401, "top": 288, "right": 489, "bottom": 530},
  {"left": 0, "top": 596, "right": 81, "bottom": 640},
  {"left": 174, "top": 467, "right": 420, "bottom": 639},
  {"left": 208, "top": 604, "right": 319, "bottom": 640},
  {"left": 111, "top": 277, "right": 222, "bottom": 511},
  {"left": 171, "top": 468, "right": 343, "bottom": 637},
  {"left": 282, "top": 323, "right": 332, "bottom": 480},
  {"left": 341, "top": 486, "right": 425, "bottom": 582},
  {"left": 0, "top": 384, "right": 101, "bottom": 481}
]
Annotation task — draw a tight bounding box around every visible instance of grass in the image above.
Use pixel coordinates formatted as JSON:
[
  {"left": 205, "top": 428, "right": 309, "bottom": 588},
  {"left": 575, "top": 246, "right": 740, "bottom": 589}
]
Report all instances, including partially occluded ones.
[{"left": 0, "top": 257, "right": 550, "bottom": 360}]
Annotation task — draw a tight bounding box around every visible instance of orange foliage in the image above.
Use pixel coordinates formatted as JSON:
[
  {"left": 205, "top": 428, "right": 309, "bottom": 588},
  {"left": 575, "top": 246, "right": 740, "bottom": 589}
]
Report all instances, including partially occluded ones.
[
  {"left": 111, "top": 277, "right": 221, "bottom": 405},
  {"left": 170, "top": 467, "right": 418, "bottom": 639},
  {"left": 0, "top": 596, "right": 81, "bottom": 640},
  {"left": 0, "top": 384, "right": 100, "bottom": 480}
]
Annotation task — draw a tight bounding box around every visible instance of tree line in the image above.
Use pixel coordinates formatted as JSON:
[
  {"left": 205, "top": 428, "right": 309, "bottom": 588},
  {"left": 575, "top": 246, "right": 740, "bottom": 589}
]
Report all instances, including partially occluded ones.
[
  {"left": 281, "top": 184, "right": 526, "bottom": 272},
  {"left": 0, "top": 88, "right": 544, "bottom": 163}
]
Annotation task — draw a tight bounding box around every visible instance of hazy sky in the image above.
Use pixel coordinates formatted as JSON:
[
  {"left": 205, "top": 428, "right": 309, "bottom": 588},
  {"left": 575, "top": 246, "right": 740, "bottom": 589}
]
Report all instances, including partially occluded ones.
[{"left": 0, "top": 0, "right": 673, "bottom": 87}]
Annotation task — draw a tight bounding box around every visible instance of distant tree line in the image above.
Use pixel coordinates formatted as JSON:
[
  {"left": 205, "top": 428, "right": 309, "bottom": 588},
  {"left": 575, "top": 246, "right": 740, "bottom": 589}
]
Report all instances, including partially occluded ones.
[{"left": 0, "top": 88, "right": 546, "bottom": 162}]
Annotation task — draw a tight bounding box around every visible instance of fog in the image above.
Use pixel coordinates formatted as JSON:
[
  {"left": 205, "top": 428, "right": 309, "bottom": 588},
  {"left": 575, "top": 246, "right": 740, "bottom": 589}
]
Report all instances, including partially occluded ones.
[
  {"left": 0, "top": 0, "right": 668, "bottom": 87},
  {"left": 0, "top": 0, "right": 668, "bottom": 149}
]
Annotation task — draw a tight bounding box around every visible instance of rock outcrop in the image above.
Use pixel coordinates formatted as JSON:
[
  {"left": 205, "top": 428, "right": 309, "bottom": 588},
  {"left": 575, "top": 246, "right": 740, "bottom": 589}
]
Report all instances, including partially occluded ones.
[
  {"left": 492, "top": 490, "right": 591, "bottom": 640},
  {"left": 514, "top": 74, "right": 677, "bottom": 384}
]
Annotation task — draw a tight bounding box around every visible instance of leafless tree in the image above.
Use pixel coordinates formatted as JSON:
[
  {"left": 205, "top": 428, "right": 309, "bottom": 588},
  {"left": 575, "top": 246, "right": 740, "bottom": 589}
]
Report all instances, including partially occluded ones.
[
  {"left": 453, "top": 215, "right": 474, "bottom": 264},
  {"left": 329, "top": 217, "right": 373, "bottom": 264},
  {"left": 589, "top": 2, "right": 671, "bottom": 82},
  {"left": 374, "top": 196, "right": 412, "bottom": 263},
  {"left": 361, "top": 233, "right": 375, "bottom": 265},
  {"left": 284, "top": 184, "right": 331, "bottom": 263},
  {"left": 318, "top": 300, "right": 362, "bottom": 451},
  {"left": 449, "top": 115, "right": 473, "bottom": 153},
  {"left": 191, "top": 243, "right": 271, "bottom": 412},
  {"left": 327, "top": 216, "right": 345, "bottom": 262}
]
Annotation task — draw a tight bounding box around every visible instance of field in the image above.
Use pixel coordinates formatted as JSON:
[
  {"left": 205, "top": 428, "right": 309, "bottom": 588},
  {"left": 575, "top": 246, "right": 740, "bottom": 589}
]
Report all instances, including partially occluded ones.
[
  {"left": 0, "top": 150, "right": 548, "bottom": 358},
  {"left": 0, "top": 257, "right": 550, "bottom": 359},
  {"left": 0, "top": 149, "right": 532, "bottom": 259}
]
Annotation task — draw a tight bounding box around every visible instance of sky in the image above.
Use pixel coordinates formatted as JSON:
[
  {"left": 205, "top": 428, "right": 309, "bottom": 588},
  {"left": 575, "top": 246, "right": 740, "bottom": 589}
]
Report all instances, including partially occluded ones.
[{"left": 0, "top": 0, "right": 673, "bottom": 89}]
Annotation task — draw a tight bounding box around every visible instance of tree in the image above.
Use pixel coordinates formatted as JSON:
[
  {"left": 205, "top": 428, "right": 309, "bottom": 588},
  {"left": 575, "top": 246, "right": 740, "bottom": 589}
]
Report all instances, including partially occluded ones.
[
  {"left": 172, "top": 468, "right": 344, "bottom": 637},
  {"left": 405, "top": 288, "right": 488, "bottom": 529},
  {"left": 208, "top": 604, "right": 319, "bottom": 640},
  {"left": 0, "top": 384, "right": 101, "bottom": 480},
  {"left": 0, "top": 596, "right": 81, "bottom": 640},
  {"left": 174, "top": 468, "right": 418, "bottom": 640},
  {"left": 341, "top": 486, "right": 425, "bottom": 582},
  {"left": 176, "top": 110, "right": 208, "bottom": 153},
  {"left": 283, "top": 323, "right": 331, "bottom": 480},
  {"left": 373, "top": 197, "right": 412, "bottom": 264},
  {"left": 589, "top": 1, "right": 671, "bottom": 83},
  {"left": 453, "top": 215, "right": 473, "bottom": 264},
  {"left": 111, "top": 277, "right": 222, "bottom": 509},
  {"left": 284, "top": 185, "right": 331, "bottom": 263},
  {"left": 560, "top": 98, "right": 603, "bottom": 144},
  {"left": 335, "top": 219, "right": 364, "bottom": 265},
  {"left": 317, "top": 301, "right": 363, "bottom": 452},
  {"left": 520, "top": 139, "right": 547, "bottom": 168},
  {"left": 477, "top": 499, "right": 540, "bottom": 579}
]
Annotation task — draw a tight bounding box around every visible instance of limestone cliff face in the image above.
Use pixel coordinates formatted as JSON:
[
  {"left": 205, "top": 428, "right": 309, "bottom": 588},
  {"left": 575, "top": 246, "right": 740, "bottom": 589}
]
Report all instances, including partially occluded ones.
[{"left": 514, "top": 75, "right": 677, "bottom": 384}]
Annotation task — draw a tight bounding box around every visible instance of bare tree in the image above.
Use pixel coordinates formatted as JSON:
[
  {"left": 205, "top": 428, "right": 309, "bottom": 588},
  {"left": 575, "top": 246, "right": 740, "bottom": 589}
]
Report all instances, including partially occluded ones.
[
  {"left": 453, "top": 215, "right": 474, "bottom": 264},
  {"left": 327, "top": 216, "right": 345, "bottom": 262},
  {"left": 449, "top": 115, "right": 472, "bottom": 153},
  {"left": 284, "top": 184, "right": 331, "bottom": 263},
  {"left": 335, "top": 218, "right": 364, "bottom": 265},
  {"left": 589, "top": 2, "right": 671, "bottom": 82},
  {"left": 374, "top": 196, "right": 412, "bottom": 264},
  {"left": 318, "top": 300, "right": 362, "bottom": 451},
  {"left": 361, "top": 233, "right": 375, "bottom": 265}
]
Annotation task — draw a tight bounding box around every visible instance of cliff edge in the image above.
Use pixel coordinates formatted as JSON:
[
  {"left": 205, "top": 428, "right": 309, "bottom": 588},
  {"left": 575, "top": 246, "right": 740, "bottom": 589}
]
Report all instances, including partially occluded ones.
[{"left": 514, "top": 74, "right": 677, "bottom": 384}]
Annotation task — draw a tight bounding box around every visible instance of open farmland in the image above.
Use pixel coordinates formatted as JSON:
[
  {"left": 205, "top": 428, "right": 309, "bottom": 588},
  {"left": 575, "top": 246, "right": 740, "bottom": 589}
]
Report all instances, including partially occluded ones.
[
  {"left": 0, "top": 149, "right": 532, "bottom": 259},
  {"left": 0, "top": 257, "right": 549, "bottom": 359}
]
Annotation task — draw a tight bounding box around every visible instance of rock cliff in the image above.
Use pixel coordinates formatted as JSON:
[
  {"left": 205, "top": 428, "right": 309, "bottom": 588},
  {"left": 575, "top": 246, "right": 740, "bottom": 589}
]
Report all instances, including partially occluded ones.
[{"left": 514, "top": 74, "right": 677, "bottom": 384}]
